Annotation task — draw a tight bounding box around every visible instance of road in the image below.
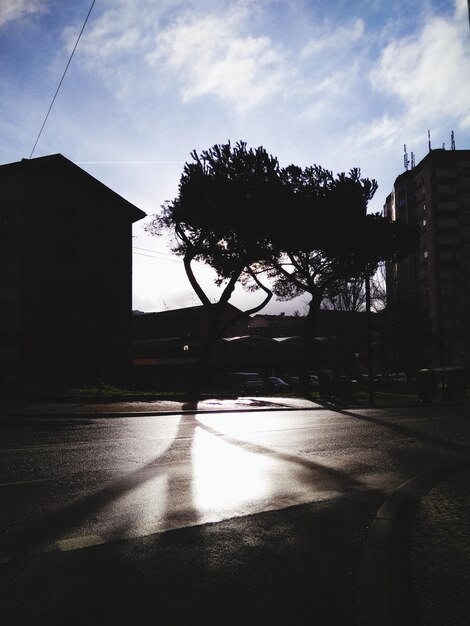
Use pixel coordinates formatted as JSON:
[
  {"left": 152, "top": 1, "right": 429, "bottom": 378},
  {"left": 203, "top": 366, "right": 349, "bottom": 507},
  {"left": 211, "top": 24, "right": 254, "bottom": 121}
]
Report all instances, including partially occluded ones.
[{"left": 1, "top": 403, "right": 470, "bottom": 625}]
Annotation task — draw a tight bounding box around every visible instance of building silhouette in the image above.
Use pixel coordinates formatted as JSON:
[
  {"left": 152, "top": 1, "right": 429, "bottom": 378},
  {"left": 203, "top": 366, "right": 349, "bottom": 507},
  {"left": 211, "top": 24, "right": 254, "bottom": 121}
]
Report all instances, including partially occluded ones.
[
  {"left": 0, "top": 154, "right": 146, "bottom": 383},
  {"left": 131, "top": 305, "right": 371, "bottom": 389},
  {"left": 384, "top": 147, "right": 470, "bottom": 369}
]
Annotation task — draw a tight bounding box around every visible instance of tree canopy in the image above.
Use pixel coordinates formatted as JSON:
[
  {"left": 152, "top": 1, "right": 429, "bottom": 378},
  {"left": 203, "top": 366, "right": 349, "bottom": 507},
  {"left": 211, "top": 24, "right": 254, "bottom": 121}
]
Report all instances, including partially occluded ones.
[
  {"left": 269, "top": 165, "right": 415, "bottom": 300},
  {"left": 148, "top": 140, "right": 283, "bottom": 288},
  {"left": 147, "top": 141, "right": 418, "bottom": 393}
]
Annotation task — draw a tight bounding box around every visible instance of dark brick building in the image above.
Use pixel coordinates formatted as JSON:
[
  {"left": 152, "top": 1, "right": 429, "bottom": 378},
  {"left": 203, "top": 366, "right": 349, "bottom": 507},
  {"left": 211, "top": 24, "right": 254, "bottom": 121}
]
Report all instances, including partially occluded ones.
[{"left": 0, "top": 154, "right": 146, "bottom": 382}]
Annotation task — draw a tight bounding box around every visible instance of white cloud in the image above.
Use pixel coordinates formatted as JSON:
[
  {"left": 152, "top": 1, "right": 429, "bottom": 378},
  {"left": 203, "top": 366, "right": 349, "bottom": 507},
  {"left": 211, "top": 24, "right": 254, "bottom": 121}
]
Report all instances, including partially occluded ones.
[
  {"left": 147, "top": 8, "right": 288, "bottom": 111},
  {"left": 335, "top": 0, "right": 470, "bottom": 180},
  {"left": 63, "top": 3, "right": 153, "bottom": 60},
  {"left": 59, "top": 0, "right": 165, "bottom": 100},
  {"left": 65, "top": 17, "right": 141, "bottom": 60},
  {"left": 61, "top": 1, "right": 289, "bottom": 110},
  {"left": 300, "top": 63, "right": 360, "bottom": 122},
  {"left": 0, "top": 0, "right": 46, "bottom": 27},
  {"left": 369, "top": 3, "right": 470, "bottom": 131},
  {"left": 300, "top": 18, "right": 365, "bottom": 59},
  {"left": 453, "top": 0, "right": 469, "bottom": 20},
  {"left": 294, "top": 15, "right": 372, "bottom": 131}
]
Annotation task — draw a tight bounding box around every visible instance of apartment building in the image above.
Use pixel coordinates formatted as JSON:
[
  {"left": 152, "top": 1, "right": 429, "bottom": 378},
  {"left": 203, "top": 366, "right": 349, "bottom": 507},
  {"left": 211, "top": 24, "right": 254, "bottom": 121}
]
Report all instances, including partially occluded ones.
[{"left": 384, "top": 148, "right": 470, "bottom": 368}]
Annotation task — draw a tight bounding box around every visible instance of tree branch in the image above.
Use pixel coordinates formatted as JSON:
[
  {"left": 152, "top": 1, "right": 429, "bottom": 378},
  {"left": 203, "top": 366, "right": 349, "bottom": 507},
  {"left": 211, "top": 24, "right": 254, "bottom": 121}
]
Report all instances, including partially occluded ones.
[
  {"left": 183, "top": 250, "right": 211, "bottom": 307},
  {"left": 218, "top": 268, "right": 273, "bottom": 336}
]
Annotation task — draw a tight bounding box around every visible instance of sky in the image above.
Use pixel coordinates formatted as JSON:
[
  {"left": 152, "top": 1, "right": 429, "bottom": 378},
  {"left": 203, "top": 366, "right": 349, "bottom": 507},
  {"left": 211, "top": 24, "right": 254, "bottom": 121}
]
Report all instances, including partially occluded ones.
[{"left": 1, "top": 0, "right": 470, "bottom": 315}]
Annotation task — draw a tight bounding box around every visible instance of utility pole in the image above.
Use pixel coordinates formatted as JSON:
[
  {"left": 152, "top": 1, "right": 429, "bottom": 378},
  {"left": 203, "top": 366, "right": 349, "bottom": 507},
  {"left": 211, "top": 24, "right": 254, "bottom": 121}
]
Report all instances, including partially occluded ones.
[{"left": 365, "top": 274, "right": 375, "bottom": 406}]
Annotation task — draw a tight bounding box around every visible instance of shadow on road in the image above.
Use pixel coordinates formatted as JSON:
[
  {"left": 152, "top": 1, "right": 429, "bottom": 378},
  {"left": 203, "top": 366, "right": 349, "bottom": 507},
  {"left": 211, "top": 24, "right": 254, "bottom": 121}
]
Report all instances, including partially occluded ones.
[{"left": 2, "top": 408, "right": 382, "bottom": 562}]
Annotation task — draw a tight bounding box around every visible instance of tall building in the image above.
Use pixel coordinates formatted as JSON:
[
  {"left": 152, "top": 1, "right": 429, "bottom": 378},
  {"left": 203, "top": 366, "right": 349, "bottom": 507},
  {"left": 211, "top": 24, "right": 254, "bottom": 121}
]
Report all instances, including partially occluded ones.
[
  {"left": 0, "top": 154, "right": 146, "bottom": 383},
  {"left": 384, "top": 147, "right": 470, "bottom": 369}
]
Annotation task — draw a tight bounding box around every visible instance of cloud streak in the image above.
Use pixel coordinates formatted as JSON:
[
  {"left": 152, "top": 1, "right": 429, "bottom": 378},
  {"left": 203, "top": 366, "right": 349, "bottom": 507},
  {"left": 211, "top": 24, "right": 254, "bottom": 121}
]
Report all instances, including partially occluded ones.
[{"left": 0, "top": 0, "right": 45, "bottom": 27}]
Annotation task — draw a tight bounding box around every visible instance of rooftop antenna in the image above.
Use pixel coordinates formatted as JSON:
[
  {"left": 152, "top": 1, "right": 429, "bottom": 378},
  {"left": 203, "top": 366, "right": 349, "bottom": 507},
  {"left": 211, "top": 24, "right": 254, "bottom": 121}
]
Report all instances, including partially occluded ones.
[
  {"left": 428, "top": 130, "right": 432, "bottom": 152},
  {"left": 442, "top": 142, "right": 446, "bottom": 150},
  {"left": 403, "top": 144, "right": 409, "bottom": 170},
  {"left": 451, "top": 130, "right": 456, "bottom": 150},
  {"left": 411, "top": 152, "right": 415, "bottom": 168}
]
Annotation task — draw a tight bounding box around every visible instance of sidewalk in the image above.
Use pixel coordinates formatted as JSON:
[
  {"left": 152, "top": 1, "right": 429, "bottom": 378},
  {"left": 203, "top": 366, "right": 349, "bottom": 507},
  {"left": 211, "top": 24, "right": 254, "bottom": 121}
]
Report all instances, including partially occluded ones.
[
  {"left": 359, "top": 462, "right": 470, "bottom": 626},
  {"left": 410, "top": 466, "right": 470, "bottom": 626}
]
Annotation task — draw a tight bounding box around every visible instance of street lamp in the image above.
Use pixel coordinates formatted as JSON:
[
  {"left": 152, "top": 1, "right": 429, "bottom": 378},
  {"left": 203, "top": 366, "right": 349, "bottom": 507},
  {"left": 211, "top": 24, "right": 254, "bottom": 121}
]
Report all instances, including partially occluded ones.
[{"left": 183, "top": 343, "right": 189, "bottom": 393}]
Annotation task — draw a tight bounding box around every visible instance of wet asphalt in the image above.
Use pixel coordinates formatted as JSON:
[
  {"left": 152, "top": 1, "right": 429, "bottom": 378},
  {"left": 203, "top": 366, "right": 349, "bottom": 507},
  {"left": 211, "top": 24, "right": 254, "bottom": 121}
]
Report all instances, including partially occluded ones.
[{"left": 1, "top": 396, "right": 469, "bottom": 625}]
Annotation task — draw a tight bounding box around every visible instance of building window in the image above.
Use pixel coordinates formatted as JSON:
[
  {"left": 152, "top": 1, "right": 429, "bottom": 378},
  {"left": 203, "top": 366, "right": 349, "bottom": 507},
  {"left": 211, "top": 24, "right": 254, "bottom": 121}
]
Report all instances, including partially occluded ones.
[
  {"left": 437, "top": 169, "right": 457, "bottom": 178},
  {"left": 422, "top": 219, "right": 427, "bottom": 227},
  {"left": 438, "top": 201, "right": 457, "bottom": 211},
  {"left": 439, "top": 235, "right": 456, "bottom": 245},
  {"left": 438, "top": 217, "right": 459, "bottom": 229},
  {"left": 424, "top": 250, "right": 428, "bottom": 259},
  {"left": 438, "top": 184, "right": 456, "bottom": 194}
]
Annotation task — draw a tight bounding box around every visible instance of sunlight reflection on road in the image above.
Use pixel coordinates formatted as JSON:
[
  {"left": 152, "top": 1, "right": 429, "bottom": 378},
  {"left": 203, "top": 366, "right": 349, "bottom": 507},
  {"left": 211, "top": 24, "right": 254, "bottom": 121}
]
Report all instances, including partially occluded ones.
[
  {"left": 191, "top": 425, "right": 276, "bottom": 510},
  {"left": 49, "top": 411, "right": 351, "bottom": 548},
  {"left": 196, "top": 411, "right": 288, "bottom": 437}
]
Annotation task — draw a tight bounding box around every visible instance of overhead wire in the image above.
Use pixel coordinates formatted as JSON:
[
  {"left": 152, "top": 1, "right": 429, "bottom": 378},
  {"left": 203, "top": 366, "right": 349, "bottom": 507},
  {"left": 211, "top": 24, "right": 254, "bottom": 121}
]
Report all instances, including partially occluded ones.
[
  {"left": 29, "top": 0, "right": 96, "bottom": 159},
  {"left": 133, "top": 245, "right": 175, "bottom": 256},
  {"left": 132, "top": 247, "right": 182, "bottom": 263}
]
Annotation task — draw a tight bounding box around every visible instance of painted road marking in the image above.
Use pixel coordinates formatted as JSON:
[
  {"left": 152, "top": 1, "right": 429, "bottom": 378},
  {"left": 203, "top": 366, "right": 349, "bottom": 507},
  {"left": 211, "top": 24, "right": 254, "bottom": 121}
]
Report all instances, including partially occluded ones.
[{"left": 57, "top": 535, "right": 105, "bottom": 552}]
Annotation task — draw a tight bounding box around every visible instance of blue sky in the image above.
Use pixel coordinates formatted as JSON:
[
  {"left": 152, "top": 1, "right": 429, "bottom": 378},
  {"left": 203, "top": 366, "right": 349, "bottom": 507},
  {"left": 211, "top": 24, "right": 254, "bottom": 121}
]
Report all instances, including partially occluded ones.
[{"left": 1, "top": 0, "right": 469, "bottom": 314}]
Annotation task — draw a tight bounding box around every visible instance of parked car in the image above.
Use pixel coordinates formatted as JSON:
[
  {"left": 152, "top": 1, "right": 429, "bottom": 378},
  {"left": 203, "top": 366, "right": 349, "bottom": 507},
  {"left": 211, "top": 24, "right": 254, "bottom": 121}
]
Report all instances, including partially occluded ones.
[
  {"left": 284, "top": 374, "right": 319, "bottom": 390},
  {"left": 227, "top": 372, "right": 266, "bottom": 395},
  {"left": 265, "top": 376, "right": 290, "bottom": 390},
  {"left": 284, "top": 375, "right": 300, "bottom": 389}
]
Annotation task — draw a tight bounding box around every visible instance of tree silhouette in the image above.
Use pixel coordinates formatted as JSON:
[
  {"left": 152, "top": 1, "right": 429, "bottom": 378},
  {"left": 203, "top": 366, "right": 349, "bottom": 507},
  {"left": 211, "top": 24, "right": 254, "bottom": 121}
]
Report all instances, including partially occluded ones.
[
  {"left": 267, "top": 165, "right": 418, "bottom": 392},
  {"left": 146, "top": 141, "right": 284, "bottom": 393}
]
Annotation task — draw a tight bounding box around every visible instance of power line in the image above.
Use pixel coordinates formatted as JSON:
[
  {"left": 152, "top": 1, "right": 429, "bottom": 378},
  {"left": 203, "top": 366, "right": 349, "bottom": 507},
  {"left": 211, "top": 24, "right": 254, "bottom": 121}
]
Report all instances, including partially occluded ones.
[
  {"left": 77, "top": 161, "right": 186, "bottom": 165},
  {"left": 133, "top": 249, "right": 182, "bottom": 263},
  {"left": 133, "top": 245, "right": 176, "bottom": 257},
  {"left": 133, "top": 252, "right": 182, "bottom": 263},
  {"left": 29, "top": 0, "right": 96, "bottom": 159}
]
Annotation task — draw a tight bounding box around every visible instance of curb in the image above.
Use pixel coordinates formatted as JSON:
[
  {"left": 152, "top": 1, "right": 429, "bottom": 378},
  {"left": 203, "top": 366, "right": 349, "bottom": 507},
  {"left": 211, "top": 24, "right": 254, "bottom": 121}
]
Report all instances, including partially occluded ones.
[
  {"left": 356, "top": 460, "right": 470, "bottom": 626},
  {"left": 0, "top": 404, "right": 320, "bottom": 419}
]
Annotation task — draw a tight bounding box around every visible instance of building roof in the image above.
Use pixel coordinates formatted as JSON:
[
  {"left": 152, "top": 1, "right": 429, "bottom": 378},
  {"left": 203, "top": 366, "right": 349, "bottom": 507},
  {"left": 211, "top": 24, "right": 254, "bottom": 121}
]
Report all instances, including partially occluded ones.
[
  {"left": 393, "top": 147, "right": 470, "bottom": 186},
  {"left": 132, "top": 303, "right": 246, "bottom": 339},
  {"left": 0, "top": 153, "right": 146, "bottom": 223}
]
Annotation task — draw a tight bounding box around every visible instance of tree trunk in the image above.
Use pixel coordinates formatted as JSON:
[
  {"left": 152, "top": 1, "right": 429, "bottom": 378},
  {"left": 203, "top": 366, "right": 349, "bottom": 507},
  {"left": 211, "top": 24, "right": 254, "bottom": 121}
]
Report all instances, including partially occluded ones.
[
  {"left": 299, "top": 295, "right": 321, "bottom": 395},
  {"left": 184, "top": 306, "right": 220, "bottom": 399}
]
